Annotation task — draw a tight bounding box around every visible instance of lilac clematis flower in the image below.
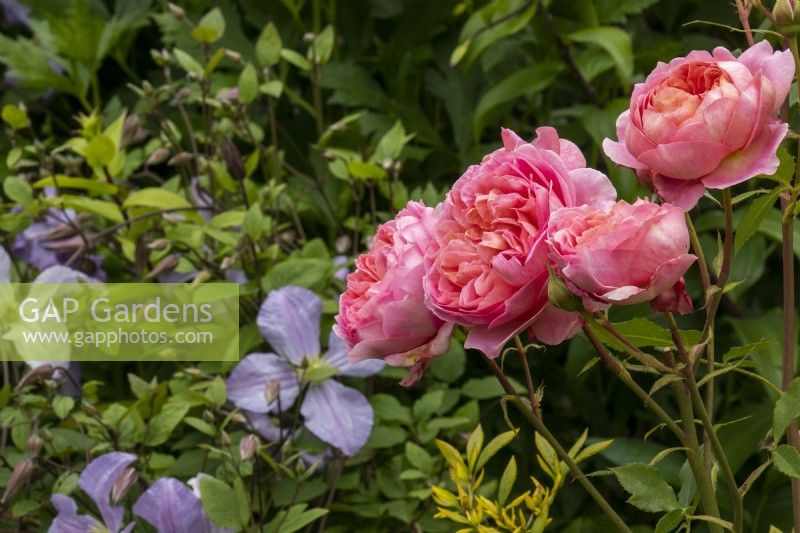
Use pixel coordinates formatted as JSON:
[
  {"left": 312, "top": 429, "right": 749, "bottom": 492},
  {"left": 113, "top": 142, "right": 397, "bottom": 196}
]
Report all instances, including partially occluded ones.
[
  {"left": 49, "top": 452, "right": 137, "bottom": 533},
  {"left": 227, "top": 286, "right": 383, "bottom": 456},
  {"left": 0, "top": 245, "right": 10, "bottom": 282},
  {"left": 134, "top": 476, "right": 233, "bottom": 533},
  {"left": 0, "top": 0, "right": 30, "bottom": 27}
]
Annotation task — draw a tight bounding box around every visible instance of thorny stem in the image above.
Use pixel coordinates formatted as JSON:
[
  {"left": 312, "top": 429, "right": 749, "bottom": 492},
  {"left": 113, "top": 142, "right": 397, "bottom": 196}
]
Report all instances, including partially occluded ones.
[
  {"left": 667, "top": 313, "right": 742, "bottom": 532},
  {"left": 480, "top": 352, "right": 632, "bottom": 533},
  {"left": 593, "top": 315, "right": 674, "bottom": 374},
  {"left": 513, "top": 335, "right": 539, "bottom": 418}
]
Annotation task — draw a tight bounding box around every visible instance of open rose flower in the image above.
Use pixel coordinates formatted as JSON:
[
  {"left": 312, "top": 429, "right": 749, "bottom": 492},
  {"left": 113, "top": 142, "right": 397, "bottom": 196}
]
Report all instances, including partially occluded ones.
[
  {"left": 335, "top": 201, "right": 454, "bottom": 385},
  {"left": 603, "top": 40, "right": 794, "bottom": 210},
  {"left": 423, "top": 127, "right": 616, "bottom": 357},
  {"left": 547, "top": 199, "right": 696, "bottom": 313}
]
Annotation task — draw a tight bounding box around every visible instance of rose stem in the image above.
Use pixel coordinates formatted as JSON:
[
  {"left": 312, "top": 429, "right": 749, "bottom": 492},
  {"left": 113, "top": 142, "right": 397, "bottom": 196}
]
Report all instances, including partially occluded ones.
[
  {"left": 513, "top": 335, "right": 539, "bottom": 418},
  {"left": 665, "top": 312, "right": 742, "bottom": 532},
  {"left": 480, "top": 351, "right": 632, "bottom": 533},
  {"left": 582, "top": 326, "right": 724, "bottom": 532}
]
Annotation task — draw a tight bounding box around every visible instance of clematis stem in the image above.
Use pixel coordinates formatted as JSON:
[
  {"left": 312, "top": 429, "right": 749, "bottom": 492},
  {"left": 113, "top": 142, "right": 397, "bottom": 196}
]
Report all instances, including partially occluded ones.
[
  {"left": 480, "top": 352, "right": 632, "bottom": 533},
  {"left": 780, "top": 189, "right": 800, "bottom": 533},
  {"left": 584, "top": 326, "right": 724, "bottom": 530}
]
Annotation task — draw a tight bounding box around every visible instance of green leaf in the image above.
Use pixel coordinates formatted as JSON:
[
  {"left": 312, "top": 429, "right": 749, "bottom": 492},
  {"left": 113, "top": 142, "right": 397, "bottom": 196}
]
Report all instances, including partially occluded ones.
[
  {"left": 655, "top": 508, "right": 686, "bottom": 533},
  {"left": 238, "top": 63, "right": 259, "bottom": 104},
  {"left": 372, "top": 121, "right": 414, "bottom": 163},
  {"left": 589, "top": 318, "right": 699, "bottom": 352},
  {"left": 261, "top": 258, "right": 333, "bottom": 292},
  {"left": 476, "top": 429, "right": 517, "bottom": 471},
  {"left": 280, "top": 49, "right": 311, "bottom": 71},
  {"left": 413, "top": 390, "right": 445, "bottom": 420},
  {"left": 455, "top": 0, "right": 536, "bottom": 68},
  {"left": 498, "top": 456, "right": 517, "bottom": 506},
  {"left": 199, "top": 477, "right": 242, "bottom": 528},
  {"left": 256, "top": 23, "right": 282, "bottom": 66},
  {"left": 2, "top": 104, "right": 28, "bottom": 129},
  {"left": 59, "top": 195, "right": 123, "bottom": 222},
  {"left": 406, "top": 442, "right": 434, "bottom": 473},
  {"left": 123, "top": 188, "right": 191, "bottom": 210},
  {"left": 85, "top": 135, "right": 115, "bottom": 169},
  {"left": 773, "top": 445, "right": 800, "bottom": 478},
  {"left": 33, "top": 175, "right": 117, "bottom": 196},
  {"left": 612, "top": 463, "right": 679, "bottom": 512},
  {"left": 191, "top": 7, "right": 225, "bottom": 43},
  {"left": 266, "top": 505, "right": 328, "bottom": 533},
  {"left": 763, "top": 146, "right": 795, "bottom": 185},
  {"left": 233, "top": 477, "right": 250, "bottom": 527},
  {"left": 260, "top": 80, "right": 283, "bottom": 98},
  {"left": 569, "top": 26, "right": 633, "bottom": 86},
  {"left": 735, "top": 186, "right": 783, "bottom": 253},
  {"left": 145, "top": 399, "right": 190, "bottom": 446},
  {"left": 206, "top": 377, "right": 227, "bottom": 407},
  {"left": 369, "top": 394, "right": 412, "bottom": 425},
  {"left": 309, "top": 26, "right": 335, "bottom": 64},
  {"left": 574, "top": 439, "right": 615, "bottom": 464},
  {"left": 466, "top": 425, "right": 484, "bottom": 470},
  {"left": 347, "top": 159, "right": 387, "bottom": 180},
  {"left": 774, "top": 378, "right": 800, "bottom": 442},
  {"left": 52, "top": 396, "right": 75, "bottom": 419},
  {"left": 3, "top": 176, "right": 32, "bottom": 204},
  {"left": 173, "top": 49, "right": 204, "bottom": 76},
  {"left": 243, "top": 202, "right": 264, "bottom": 240},
  {"left": 473, "top": 62, "right": 562, "bottom": 139}
]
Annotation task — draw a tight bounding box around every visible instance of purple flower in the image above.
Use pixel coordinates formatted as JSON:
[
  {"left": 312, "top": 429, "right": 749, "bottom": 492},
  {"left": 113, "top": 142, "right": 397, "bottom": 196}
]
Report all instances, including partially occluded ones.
[
  {"left": 49, "top": 452, "right": 137, "bottom": 533},
  {"left": 0, "top": 0, "right": 30, "bottom": 27},
  {"left": 0, "top": 245, "right": 10, "bottom": 282},
  {"left": 133, "top": 476, "right": 233, "bottom": 533},
  {"left": 332, "top": 255, "right": 349, "bottom": 280},
  {"left": 227, "top": 286, "right": 383, "bottom": 456}
]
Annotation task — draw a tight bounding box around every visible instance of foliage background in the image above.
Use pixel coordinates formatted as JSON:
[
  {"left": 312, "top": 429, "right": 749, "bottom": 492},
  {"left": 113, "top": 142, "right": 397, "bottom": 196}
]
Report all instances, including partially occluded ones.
[{"left": 0, "top": 0, "right": 792, "bottom": 531}]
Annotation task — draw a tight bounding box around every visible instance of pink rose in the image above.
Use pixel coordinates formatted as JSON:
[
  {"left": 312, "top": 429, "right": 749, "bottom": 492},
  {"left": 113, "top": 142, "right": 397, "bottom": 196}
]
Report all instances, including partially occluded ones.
[
  {"left": 603, "top": 41, "right": 794, "bottom": 210},
  {"left": 547, "top": 199, "right": 696, "bottom": 313},
  {"left": 335, "top": 201, "right": 453, "bottom": 386},
  {"left": 423, "top": 127, "right": 616, "bottom": 357}
]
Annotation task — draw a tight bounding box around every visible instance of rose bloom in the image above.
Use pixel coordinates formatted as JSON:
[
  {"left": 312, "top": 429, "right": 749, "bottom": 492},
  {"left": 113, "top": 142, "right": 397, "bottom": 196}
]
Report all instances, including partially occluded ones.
[
  {"left": 603, "top": 40, "right": 794, "bottom": 210},
  {"left": 547, "top": 199, "right": 696, "bottom": 313},
  {"left": 424, "top": 127, "right": 616, "bottom": 357},
  {"left": 335, "top": 201, "right": 453, "bottom": 385}
]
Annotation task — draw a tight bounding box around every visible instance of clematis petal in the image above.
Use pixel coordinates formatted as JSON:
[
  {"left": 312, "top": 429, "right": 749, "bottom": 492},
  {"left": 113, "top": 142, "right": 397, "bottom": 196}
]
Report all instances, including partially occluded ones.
[
  {"left": 133, "top": 477, "right": 206, "bottom": 533},
  {"left": 48, "top": 494, "right": 99, "bottom": 533},
  {"left": 324, "top": 331, "right": 385, "bottom": 377},
  {"left": 33, "top": 265, "right": 99, "bottom": 283},
  {"left": 257, "top": 286, "right": 322, "bottom": 364},
  {"left": 227, "top": 353, "right": 299, "bottom": 414},
  {"left": 300, "top": 380, "right": 373, "bottom": 457},
  {"left": 77, "top": 452, "right": 136, "bottom": 533}
]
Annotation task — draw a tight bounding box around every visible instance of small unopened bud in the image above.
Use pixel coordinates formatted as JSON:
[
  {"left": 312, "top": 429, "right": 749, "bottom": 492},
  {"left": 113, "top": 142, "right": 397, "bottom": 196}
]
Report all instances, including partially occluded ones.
[
  {"left": 547, "top": 271, "right": 582, "bottom": 312},
  {"left": 147, "top": 238, "right": 170, "bottom": 251},
  {"left": 168, "top": 152, "right": 193, "bottom": 166},
  {"left": 303, "top": 32, "right": 316, "bottom": 44},
  {"left": 192, "top": 269, "right": 212, "bottom": 285},
  {"left": 121, "top": 114, "right": 147, "bottom": 147},
  {"left": 203, "top": 409, "right": 215, "bottom": 423},
  {"left": 81, "top": 400, "right": 99, "bottom": 417},
  {"left": 220, "top": 431, "right": 232, "bottom": 447},
  {"left": 2, "top": 460, "right": 33, "bottom": 503},
  {"left": 172, "top": 86, "right": 192, "bottom": 104},
  {"left": 150, "top": 49, "right": 167, "bottom": 67},
  {"left": 145, "top": 254, "right": 180, "bottom": 280},
  {"left": 265, "top": 380, "right": 281, "bottom": 406},
  {"left": 111, "top": 467, "right": 137, "bottom": 503},
  {"left": 17, "top": 364, "right": 55, "bottom": 389},
  {"left": 146, "top": 147, "right": 170, "bottom": 166},
  {"left": 239, "top": 434, "right": 260, "bottom": 461},
  {"left": 185, "top": 367, "right": 204, "bottom": 378},
  {"left": 224, "top": 50, "right": 242, "bottom": 63},
  {"left": 187, "top": 71, "right": 200, "bottom": 82},
  {"left": 221, "top": 137, "right": 245, "bottom": 180},
  {"left": 220, "top": 256, "right": 235, "bottom": 270},
  {"left": 141, "top": 80, "right": 154, "bottom": 94},
  {"left": 334, "top": 235, "right": 351, "bottom": 254},
  {"left": 168, "top": 3, "right": 185, "bottom": 19},
  {"left": 26, "top": 434, "right": 44, "bottom": 457},
  {"left": 381, "top": 157, "right": 393, "bottom": 170},
  {"left": 229, "top": 412, "right": 247, "bottom": 424},
  {"left": 774, "top": 0, "right": 798, "bottom": 27}
]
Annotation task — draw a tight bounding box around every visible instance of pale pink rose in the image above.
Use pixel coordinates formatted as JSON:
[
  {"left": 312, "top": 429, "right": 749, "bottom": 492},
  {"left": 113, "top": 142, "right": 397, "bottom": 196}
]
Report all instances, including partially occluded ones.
[
  {"left": 547, "top": 199, "right": 696, "bottom": 313},
  {"left": 603, "top": 41, "right": 794, "bottom": 210},
  {"left": 423, "top": 127, "right": 616, "bottom": 357},
  {"left": 334, "top": 201, "right": 453, "bottom": 386}
]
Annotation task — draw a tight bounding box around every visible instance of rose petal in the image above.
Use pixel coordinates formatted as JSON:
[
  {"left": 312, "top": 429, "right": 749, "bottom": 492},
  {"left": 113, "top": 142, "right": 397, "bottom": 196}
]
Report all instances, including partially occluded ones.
[
  {"left": 652, "top": 175, "right": 707, "bottom": 210},
  {"left": 637, "top": 141, "right": 730, "bottom": 180}
]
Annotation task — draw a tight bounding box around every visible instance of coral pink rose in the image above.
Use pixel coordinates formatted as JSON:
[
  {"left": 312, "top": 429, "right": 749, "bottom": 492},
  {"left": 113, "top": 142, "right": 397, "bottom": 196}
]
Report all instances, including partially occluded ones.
[
  {"left": 424, "top": 127, "right": 616, "bottom": 357},
  {"left": 547, "top": 199, "right": 696, "bottom": 313},
  {"left": 335, "top": 201, "right": 453, "bottom": 386},
  {"left": 603, "top": 41, "right": 794, "bottom": 210}
]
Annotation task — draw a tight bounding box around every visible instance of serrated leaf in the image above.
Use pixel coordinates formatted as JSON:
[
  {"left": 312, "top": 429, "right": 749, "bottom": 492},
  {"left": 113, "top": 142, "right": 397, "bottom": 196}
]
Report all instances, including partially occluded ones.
[
  {"left": 612, "top": 462, "right": 679, "bottom": 512},
  {"left": 735, "top": 186, "right": 783, "bottom": 252},
  {"left": 774, "top": 378, "right": 800, "bottom": 442},
  {"left": 655, "top": 508, "right": 685, "bottom": 533},
  {"left": 773, "top": 445, "right": 800, "bottom": 478}
]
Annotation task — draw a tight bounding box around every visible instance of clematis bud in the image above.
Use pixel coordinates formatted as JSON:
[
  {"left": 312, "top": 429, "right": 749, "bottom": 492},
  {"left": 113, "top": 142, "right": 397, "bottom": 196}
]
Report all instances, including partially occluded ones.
[
  {"left": 265, "top": 380, "right": 281, "bottom": 406},
  {"left": 111, "top": 467, "right": 138, "bottom": 503},
  {"left": 121, "top": 114, "right": 147, "bottom": 147},
  {"left": 221, "top": 137, "right": 245, "bottom": 180},
  {"left": 145, "top": 254, "right": 180, "bottom": 280},
  {"left": 26, "top": 434, "right": 44, "bottom": 457},
  {"left": 220, "top": 431, "right": 232, "bottom": 447},
  {"left": 220, "top": 256, "right": 235, "bottom": 270},
  {"left": 147, "top": 238, "right": 170, "bottom": 251},
  {"left": 2, "top": 460, "right": 33, "bottom": 503},
  {"left": 239, "top": 434, "right": 260, "bottom": 461},
  {"left": 168, "top": 3, "right": 185, "bottom": 19},
  {"left": 146, "top": 147, "right": 170, "bottom": 166},
  {"left": 17, "top": 364, "right": 55, "bottom": 389}
]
